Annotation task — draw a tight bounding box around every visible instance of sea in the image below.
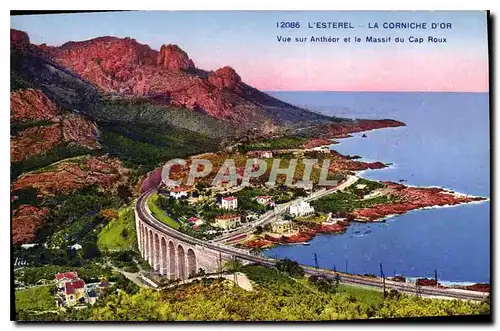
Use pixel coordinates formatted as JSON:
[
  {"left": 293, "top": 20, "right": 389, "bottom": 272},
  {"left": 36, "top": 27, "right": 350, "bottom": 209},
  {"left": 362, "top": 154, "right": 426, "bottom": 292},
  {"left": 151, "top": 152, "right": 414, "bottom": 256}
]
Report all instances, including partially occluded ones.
[{"left": 264, "top": 91, "right": 490, "bottom": 284}]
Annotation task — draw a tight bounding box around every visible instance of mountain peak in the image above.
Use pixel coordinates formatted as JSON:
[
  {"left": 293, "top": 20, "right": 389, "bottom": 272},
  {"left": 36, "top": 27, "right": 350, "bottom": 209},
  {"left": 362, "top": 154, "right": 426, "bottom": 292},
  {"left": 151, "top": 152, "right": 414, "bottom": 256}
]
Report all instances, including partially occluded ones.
[
  {"left": 157, "top": 44, "right": 195, "bottom": 71},
  {"left": 208, "top": 66, "right": 242, "bottom": 89},
  {"left": 11, "top": 29, "right": 30, "bottom": 53}
]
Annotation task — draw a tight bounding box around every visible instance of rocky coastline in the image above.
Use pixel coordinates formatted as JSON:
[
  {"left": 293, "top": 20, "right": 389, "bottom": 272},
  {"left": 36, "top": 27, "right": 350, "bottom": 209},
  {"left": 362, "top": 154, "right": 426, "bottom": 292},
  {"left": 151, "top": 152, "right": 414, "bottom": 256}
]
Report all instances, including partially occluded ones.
[{"left": 242, "top": 155, "right": 487, "bottom": 248}]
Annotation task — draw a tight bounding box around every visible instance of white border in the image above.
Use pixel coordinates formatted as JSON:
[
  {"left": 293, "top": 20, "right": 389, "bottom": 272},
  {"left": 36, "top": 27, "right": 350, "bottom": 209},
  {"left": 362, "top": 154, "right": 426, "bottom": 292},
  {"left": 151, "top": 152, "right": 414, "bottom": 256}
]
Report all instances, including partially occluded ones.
[{"left": 2, "top": 1, "right": 498, "bottom": 330}]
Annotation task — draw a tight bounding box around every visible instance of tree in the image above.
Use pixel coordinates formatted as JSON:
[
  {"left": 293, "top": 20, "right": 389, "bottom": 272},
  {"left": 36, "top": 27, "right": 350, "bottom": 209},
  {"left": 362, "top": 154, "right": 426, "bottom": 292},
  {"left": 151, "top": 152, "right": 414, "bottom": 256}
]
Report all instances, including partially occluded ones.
[
  {"left": 82, "top": 242, "right": 101, "bottom": 259},
  {"left": 121, "top": 228, "right": 129, "bottom": 239},
  {"left": 117, "top": 184, "right": 133, "bottom": 204},
  {"left": 276, "top": 259, "right": 305, "bottom": 278},
  {"left": 253, "top": 226, "right": 264, "bottom": 235}
]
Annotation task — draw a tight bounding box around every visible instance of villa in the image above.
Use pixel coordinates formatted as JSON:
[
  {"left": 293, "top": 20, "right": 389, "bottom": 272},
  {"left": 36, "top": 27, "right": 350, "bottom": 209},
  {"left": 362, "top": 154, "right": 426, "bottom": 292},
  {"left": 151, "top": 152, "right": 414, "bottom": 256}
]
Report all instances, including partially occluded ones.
[
  {"left": 271, "top": 219, "right": 296, "bottom": 234},
  {"left": 187, "top": 216, "right": 205, "bottom": 227},
  {"left": 169, "top": 186, "right": 190, "bottom": 199},
  {"left": 214, "top": 214, "right": 241, "bottom": 230},
  {"left": 221, "top": 196, "right": 238, "bottom": 210},
  {"left": 55, "top": 272, "right": 88, "bottom": 307},
  {"left": 289, "top": 201, "right": 315, "bottom": 217}
]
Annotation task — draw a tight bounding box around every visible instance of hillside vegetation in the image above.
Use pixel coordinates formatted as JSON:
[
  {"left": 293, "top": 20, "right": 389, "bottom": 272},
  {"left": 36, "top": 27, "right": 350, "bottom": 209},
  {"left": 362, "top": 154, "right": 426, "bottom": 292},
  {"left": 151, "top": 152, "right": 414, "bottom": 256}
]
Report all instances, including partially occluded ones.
[{"left": 54, "top": 264, "right": 490, "bottom": 321}]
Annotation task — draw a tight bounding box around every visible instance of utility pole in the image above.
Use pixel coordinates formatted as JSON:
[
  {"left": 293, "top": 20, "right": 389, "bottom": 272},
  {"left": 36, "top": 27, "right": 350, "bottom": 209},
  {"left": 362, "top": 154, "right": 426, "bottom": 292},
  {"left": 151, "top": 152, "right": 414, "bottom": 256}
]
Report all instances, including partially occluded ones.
[
  {"left": 380, "top": 262, "right": 386, "bottom": 299},
  {"left": 314, "top": 253, "right": 319, "bottom": 270},
  {"left": 434, "top": 269, "right": 438, "bottom": 288},
  {"left": 233, "top": 256, "right": 239, "bottom": 286},
  {"left": 219, "top": 251, "right": 222, "bottom": 279},
  {"left": 345, "top": 259, "right": 348, "bottom": 274}
]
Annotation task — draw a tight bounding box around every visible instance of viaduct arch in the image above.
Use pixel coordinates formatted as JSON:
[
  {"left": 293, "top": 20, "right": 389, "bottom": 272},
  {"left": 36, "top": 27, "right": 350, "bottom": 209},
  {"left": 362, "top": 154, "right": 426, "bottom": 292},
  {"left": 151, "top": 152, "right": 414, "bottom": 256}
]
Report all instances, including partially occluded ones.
[{"left": 134, "top": 191, "right": 244, "bottom": 280}]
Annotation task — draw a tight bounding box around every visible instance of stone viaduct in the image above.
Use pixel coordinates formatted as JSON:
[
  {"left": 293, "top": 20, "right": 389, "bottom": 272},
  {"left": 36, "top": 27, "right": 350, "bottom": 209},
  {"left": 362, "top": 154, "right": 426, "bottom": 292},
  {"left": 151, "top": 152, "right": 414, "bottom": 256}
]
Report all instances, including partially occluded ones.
[{"left": 134, "top": 191, "right": 241, "bottom": 280}]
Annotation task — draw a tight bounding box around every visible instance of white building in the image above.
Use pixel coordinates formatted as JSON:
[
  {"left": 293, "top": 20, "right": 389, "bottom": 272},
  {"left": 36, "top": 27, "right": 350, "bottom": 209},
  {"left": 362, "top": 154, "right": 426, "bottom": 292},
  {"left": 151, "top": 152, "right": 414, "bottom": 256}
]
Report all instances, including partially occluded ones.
[
  {"left": 289, "top": 201, "right": 315, "bottom": 217},
  {"left": 169, "top": 186, "right": 189, "bottom": 199},
  {"left": 221, "top": 196, "right": 238, "bottom": 210}
]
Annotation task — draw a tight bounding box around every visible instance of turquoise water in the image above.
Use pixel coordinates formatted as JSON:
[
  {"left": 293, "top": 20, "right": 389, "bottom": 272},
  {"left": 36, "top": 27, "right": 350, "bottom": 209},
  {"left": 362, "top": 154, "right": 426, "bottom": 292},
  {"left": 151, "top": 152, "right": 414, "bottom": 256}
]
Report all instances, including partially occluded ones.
[{"left": 264, "top": 92, "right": 490, "bottom": 283}]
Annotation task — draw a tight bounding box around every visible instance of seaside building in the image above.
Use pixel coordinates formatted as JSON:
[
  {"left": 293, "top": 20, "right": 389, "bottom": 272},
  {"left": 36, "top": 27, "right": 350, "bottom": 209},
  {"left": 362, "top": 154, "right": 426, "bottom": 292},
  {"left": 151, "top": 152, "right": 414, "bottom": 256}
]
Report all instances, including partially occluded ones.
[
  {"left": 289, "top": 201, "right": 315, "bottom": 217},
  {"left": 214, "top": 214, "right": 241, "bottom": 230},
  {"left": 271, "top": 219, "right": 296, "bottom": 234},
  {"left": 221, "top": 196, "right": 238, "bottom": 210}
]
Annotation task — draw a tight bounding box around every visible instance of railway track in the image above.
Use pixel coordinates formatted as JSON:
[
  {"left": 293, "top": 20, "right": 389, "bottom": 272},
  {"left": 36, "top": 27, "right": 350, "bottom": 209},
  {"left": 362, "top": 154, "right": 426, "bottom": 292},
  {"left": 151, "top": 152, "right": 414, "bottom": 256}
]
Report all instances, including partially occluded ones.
[{"left": 136, "top": 190, "right": 488, "bottom": 302}]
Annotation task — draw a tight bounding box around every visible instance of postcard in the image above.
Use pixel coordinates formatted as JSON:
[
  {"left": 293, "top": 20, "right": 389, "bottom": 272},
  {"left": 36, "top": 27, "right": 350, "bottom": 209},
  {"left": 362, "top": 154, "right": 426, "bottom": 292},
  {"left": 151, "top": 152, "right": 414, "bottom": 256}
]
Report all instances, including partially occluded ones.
[{"left": 10, "top": 10, "right": 490, "bottom": 322}]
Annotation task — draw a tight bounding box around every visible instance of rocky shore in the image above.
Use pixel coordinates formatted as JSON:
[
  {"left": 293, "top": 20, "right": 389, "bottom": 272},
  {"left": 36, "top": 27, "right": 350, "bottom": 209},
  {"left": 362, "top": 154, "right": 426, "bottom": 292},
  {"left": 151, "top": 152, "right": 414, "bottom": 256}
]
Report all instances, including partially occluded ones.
[
  {"left": 354, "top": 182, "right": 487, "bottom": 222},
  {"left": 243, "top": 182, "right": 486, "bottom": 248}
]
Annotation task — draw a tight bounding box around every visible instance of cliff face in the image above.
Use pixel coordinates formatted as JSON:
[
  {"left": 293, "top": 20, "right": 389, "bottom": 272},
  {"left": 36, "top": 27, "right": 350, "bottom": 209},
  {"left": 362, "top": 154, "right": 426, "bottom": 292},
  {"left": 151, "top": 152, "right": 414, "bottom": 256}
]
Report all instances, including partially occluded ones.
[
  {"left": 11, "top": 29, "right": 30, "bottom": 53},
  {"left": 11, "top": 88, "right": 59, "bottom": 122},
  {"left": 31, "top": 33, "right": 340, "bottom": 127},
  {"left": 11, "top": 155, "right": 130, "bottom": 244},
  {"left": 11, "top": 88, "right": 100, "bottom": 163},
  {"left": 157, "top": 44, "right": 195, "bottom": 71},
  {"left": 208, "top": 66, "right": 242, "bottom": 90},
  {"left": 12, "top": 155, "right": 129, "bottom": 196}
]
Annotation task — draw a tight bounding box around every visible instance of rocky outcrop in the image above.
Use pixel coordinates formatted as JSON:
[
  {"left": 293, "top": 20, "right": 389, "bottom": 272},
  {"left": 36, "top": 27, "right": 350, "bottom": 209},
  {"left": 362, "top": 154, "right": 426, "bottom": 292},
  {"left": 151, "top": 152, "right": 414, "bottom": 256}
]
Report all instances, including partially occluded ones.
[
  {"left": 243, "top": 237, "right": 275, "bottom": 249},
  {"left": 11, "top": 88, "right": 59, "bottom": 122},
  {"left": 322, "top": 119, "right": 405, "bottom": 139},
  {"left": 11, "top": 115, "right": 99, "bottom": 163},
  {"left": 208, "top": 66, "right": 241, "bottom": 90},
  {"left": 325, "top": 150, "right": 387, "bottom": 173},
  {"left": 12, "top": 204, "right": 49, "bottom": 244},
  {"left": 12, "top": 155, "right": 129, "bottom": 196},
  {"left": 157, "top": 44, "right": 195, "bottom": 71},
  {"left": 61, "top": 114, "right": 100, "bottom": 149},
  {"left": 11, "top": 124, "right": 62, "bottom": 162},
  {"left": 11, "top": 89, "right": 100, "bottom": 163},
  {"left": 303, "top": 138, "right": 334, "bottom": 149},
  {"left": 354, "top": 182, "right": 487, "bottom": 221},
  {"left": 11, "top": 29, "right": 30, "bottom": 53}
]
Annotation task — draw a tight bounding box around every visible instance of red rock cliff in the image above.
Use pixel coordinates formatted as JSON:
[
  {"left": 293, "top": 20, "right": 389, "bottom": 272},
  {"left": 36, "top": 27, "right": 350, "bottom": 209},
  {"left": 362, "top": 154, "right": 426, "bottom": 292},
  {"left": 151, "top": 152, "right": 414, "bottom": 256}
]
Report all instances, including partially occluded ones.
[
  {"left": 208, "top": 66, "right": 241, "bottom": 89},
  {"left": 11, "top": 29, "right": 30, "bottom": 53},
  {"left": 157, "top": 44, "right": 195, "bottom": 71}
]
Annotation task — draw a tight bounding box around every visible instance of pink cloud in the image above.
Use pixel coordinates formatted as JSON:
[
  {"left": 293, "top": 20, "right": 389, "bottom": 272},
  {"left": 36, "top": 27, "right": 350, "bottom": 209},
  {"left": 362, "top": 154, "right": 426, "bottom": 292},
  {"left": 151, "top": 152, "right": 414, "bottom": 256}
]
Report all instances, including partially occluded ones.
[{"left": 239, "top": 50, "right": 489, "bottom": 92}]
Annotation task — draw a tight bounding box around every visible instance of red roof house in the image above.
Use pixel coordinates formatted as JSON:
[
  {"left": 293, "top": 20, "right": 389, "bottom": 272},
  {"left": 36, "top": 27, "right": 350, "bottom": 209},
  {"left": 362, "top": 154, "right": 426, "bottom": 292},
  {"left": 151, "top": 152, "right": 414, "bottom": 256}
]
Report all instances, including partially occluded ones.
[
  {"left": 65, "top": 279, "right": 86, "bottom": 295},
  {"left": 56, "top": 271, "right": 78, "bottom": 281}
]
